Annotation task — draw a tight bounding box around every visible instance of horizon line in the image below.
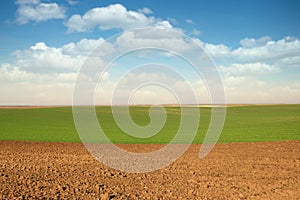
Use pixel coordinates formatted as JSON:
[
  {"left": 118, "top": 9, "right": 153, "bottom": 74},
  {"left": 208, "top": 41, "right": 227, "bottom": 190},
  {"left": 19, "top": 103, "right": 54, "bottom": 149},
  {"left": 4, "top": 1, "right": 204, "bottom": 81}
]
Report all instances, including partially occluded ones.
[{"left": 0, "top": 103, "right": 299, "bottom": 107}]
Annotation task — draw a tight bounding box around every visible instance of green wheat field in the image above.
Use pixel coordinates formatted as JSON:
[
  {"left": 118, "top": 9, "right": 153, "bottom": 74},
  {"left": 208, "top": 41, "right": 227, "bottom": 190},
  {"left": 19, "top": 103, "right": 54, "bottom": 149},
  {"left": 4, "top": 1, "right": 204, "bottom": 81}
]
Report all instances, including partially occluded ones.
[{"left": 0, "top": 105, "right": 299, "bottom": 143}]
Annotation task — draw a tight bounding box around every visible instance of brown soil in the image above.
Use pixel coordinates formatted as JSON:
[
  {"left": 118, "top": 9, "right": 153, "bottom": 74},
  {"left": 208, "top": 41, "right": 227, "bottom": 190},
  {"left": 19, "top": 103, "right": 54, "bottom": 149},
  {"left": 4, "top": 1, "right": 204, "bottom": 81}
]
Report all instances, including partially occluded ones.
[
  {"left": 0, "top": 106, "right": 60, "bottom": 109},
  {"left": 0, "top": 141, "right": 299, "bottom": 199}
]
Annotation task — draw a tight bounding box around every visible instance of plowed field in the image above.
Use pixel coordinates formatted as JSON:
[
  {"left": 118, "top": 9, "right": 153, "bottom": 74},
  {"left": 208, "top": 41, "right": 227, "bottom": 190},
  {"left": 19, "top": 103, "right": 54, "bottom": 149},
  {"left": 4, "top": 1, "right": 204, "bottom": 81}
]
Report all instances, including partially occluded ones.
[{"left": 1, "top": 141, "right": 299, "bottom": 199}]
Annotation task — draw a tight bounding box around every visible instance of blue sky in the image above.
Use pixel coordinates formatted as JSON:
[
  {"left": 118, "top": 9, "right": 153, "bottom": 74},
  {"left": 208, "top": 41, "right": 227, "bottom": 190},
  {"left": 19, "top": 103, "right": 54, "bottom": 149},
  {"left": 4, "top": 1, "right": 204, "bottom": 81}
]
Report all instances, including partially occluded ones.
[
  {"left": 0, "top": 0, "right": 300, "bottom": 104},
  {"left": 1, "top": 0, "right": 300, "bottom": 52}
]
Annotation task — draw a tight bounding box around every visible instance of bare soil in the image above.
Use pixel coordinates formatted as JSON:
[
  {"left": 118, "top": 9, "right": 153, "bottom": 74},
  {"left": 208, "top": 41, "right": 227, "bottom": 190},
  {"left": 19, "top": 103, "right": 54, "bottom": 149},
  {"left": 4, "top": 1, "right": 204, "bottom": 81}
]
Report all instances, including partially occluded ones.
[
  {"left": 0, "top": 141, "right": 299, "bottom": 199},
  {"left": 0, "top": 106, "right": 60, "bottom": 109}
]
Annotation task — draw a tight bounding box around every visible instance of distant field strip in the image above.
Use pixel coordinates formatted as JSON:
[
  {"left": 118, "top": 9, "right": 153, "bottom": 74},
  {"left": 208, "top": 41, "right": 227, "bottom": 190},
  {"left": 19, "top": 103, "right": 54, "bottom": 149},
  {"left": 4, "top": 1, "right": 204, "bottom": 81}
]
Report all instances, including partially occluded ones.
[{"left": 0, "top": 105, "right": 299, "bottom": 143}]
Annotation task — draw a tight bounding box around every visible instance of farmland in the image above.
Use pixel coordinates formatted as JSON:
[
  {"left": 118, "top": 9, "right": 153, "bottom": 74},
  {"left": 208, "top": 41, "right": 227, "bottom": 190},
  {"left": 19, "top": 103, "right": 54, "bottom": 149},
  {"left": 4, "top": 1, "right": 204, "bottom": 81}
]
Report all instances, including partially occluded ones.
[
  {"left": 0, "top": 104, "right": 299, "bottom": 143},
  {"left": 1, "top": 104, "right": 300, "bottom": 199}
]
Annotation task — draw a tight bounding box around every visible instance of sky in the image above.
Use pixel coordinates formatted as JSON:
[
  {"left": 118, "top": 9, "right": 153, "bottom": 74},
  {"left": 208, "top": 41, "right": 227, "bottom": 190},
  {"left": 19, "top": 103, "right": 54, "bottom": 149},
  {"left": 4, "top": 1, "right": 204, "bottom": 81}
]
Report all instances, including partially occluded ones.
[{"left": 0, "top": 0, "right": 300, "bottom": 105}]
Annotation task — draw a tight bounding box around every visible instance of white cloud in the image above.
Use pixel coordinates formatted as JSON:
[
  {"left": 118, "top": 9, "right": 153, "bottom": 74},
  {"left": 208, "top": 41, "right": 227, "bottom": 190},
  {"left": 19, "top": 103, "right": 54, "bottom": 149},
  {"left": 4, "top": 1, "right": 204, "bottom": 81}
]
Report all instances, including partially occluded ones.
[
  {"left": 277, "top": 56, "right": 300, "bottom": 68},
  {"left": 16, "top": 0, "right": 40, "bottom": 5},
  {"left": 67, "top": 0, "right": 78, "bottom": 5},
  {"left": 0, "top": 62, "right": 77, "bottom": 105},
  {"left": 232, "top": 36, "right": 300, "bottom": 62},
  {"left": 2, "top": 60, "right": 299, "bottom": 105},
  {"left": 4, "top": 35, "right": 115, "bottom": 76},
  {"left": 222, "top": 76, "right": 300, "bottom": 104},
  {"left": 190, "top": 29, "right": 201, "bottom": 36},
  {"left": 0, "top": 81, "right": 74, "bottom": 105},
  {"left": 4, "top": 1, "right": 300, "bottom": 105},
  {"left": 94, "top": 71, "right": 208, "bottom": 105},
  {"left": 113, "top": 28, "right": 198, "bottom": 53},
  {"left": 65, "top": 4, "right": 172, "bottom": 32},
  {"left": 14, "top": 42, "right": 83, "bottom": 72},
  {"left": 1, "top": 28, "right": 300, "bottom": 104},
  {"left": 220, "top": 62, "right": 280, "bottom": 76},
  {"left": 201, "top": 36, "right": 300, "bottom": 70},
  {"left": 16, "top": 0, "right": 66, "bottom": 24},
  {"left": 0, "top": 63, "right": 77, "bottom": 83},
  {"left": 137, "top": 7, "right": 153, "bottom": 14},
  {"left": 200, "top": 36, "right": 300, "bottom": 103},
  {"left": 0, "top": 64, "right": 33, "bottom": 82},
  {"left": 200, "top": 36, "right": 300, "bottom": 64},
  {"left": 202, "top": 43, "right": 231, "bottom": 58},
  {"left": 129, "top": 85, "right": 179, "bottom": 105},
  {"left": 239, "top": 36, "right": 272, "bottom": 48},
  {"left": 186, "top": 19, "right": 194, "bottom": 24},
  {"left": 62, "top": 37, "right": 112, "bottom": 56},
  {"left": 167, "top": 18, "right": 177, "bottom": 25},
  {"left": 155, "top": 20, "right": 173, "bottom": 29}
]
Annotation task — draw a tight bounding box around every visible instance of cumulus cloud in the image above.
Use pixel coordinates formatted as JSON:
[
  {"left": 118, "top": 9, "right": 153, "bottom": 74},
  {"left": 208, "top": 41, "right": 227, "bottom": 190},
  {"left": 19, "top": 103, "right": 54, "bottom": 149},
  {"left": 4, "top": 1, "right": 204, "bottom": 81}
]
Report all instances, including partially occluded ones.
[
  {"left": 112, "top": 28, "right": 202, "bottom": 55},
  {"left": 198, "top": 36, "right": 300, "bottom": 103},
  {"left": 0, "top": 63, "right": 77, "bottom": 83},
  {"left": 0, "top": 40, "right": 87, "bottom": 105},
  {"left": 202, "top": 43, "right": 231, "bottom": 58},
  {"left": 0, "top": 64, "right": 32, "bottom": 82},
  {"left": 0, "top": 62, "right": 77, "bottom": 105},
  {"left": 94, "top": 70, "right": 209, "bottom": 105},
  {"left": 1, "top": 29, "right": 300, "bottom": 104},
  {"left": 0, "top": 81, "right": 74, "bottom": 105},
  {"left": 4, "top": 1, "right": 300, "bottom": 105},
  {"left": 13, "top": 42, "right": 82, "bottom": 73},
  {"left": 62, "top": 37, "right": 111, "bottom": 56},
  {"left": 277, "top": 56, "right": 300, "bottom": 68},
  {"left": 155, "top": 21, "right": 173, "bottom": 29},
  {"left": 220, "top": 63, "right": 280, "bottom": 76},
  {"left": 137, "top": 7, "right": 153, "bottom": 14},
  {"left": 239, "top": 36, "right": 272, "bottom": 48},
  {"left": 16, "top": 0, "right": 66, "bottom": 24},
  {"left": 222, "top": 76, "right": 300, "bottom": 104},
  {"left": 232, "top": 36, "right": 300, "bottom": 62},
  {"left": 200, "top": 36, "right": 300, "bottom": 70},
  {"left": 65, "top": 4, "right": 172, "bottom": 32}
]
